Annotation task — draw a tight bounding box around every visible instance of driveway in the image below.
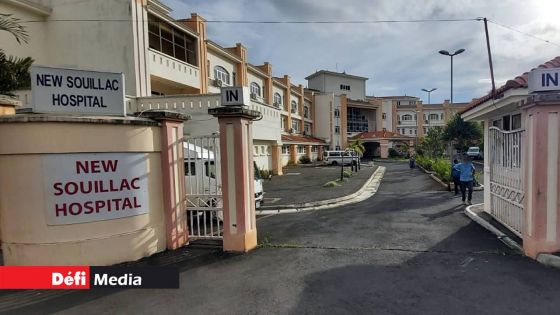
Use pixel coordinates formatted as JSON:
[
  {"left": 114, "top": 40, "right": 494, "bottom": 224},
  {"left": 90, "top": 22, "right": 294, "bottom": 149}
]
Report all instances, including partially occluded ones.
[{"left": 12, "top": 162, "right": 560, "bottom": 315}]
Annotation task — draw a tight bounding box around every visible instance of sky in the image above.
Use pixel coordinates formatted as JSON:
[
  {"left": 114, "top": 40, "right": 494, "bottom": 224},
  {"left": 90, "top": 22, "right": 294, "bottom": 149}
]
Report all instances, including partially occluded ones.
[{"left": 163, "top": 0, "right": 560, "bottom": 104}]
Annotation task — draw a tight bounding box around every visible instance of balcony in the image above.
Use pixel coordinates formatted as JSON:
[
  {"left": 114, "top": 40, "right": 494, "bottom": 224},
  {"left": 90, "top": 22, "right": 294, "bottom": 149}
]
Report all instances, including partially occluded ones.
[{"left": 148, "top": 49, "right": 200, "bottom": 90}]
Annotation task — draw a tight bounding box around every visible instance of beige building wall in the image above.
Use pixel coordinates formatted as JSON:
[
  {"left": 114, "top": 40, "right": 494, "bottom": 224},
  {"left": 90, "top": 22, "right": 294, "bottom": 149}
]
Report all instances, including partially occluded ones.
[{"left": 0, "top": 118, "right": 166, "bottom": 265}]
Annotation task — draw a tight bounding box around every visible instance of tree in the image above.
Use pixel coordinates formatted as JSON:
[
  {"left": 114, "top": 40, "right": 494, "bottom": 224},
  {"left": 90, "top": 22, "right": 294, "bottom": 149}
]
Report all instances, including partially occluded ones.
[
  {"left": 0, "top": 14, "right": 33, "bottom": 96},
  {"left": 419, "top": 126, "right": 445, "bottom": 157},
  {"left": 442, "top": 114, "right": 483, "bottom": 153},
  {"left": 348, "top": 140, "right": 365, "bottom": 157}
]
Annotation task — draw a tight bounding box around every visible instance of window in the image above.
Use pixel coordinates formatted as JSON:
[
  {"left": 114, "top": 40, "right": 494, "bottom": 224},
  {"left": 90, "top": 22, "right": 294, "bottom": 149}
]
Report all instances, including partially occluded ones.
[
  {"left": 503, "top": 115, "right": 511, "bottom": 131},
  {"left": 423, "top": 127, "right": 426, "bottom": 134},
  {"left": 274, "top": 93, "right": 282, "bottom": 106},
  {"left": 402, "top": 114, "right": 412, "bottom": 121},
  {"left": 414, "top": 114, "right": 417, "bottom": 121},
  {"left": 281, "top": 116, "right": 286, "bottom": 129},
  {"left": 408, "top": 129, "right": 412, "bottom": 135},
  {"left": 214, "top": 66, "right": 230, "bottom": 85},
  {"left": 250, "top": 82, "right": 261, "bottom": 97},
  {"left": 340, "top": 84, "right": 351, "bottom": 91},
  {"left": 304, "top": 122, "right": 311, "bottom": 135},
  {"left": 184, "top": 162, "right": 196, "bottom": 176},
  {"left": 148, "top": 14, "right": 197, "bottom": 65},
  {"left": 282, "top": 145, "right": 290, "bottom": 154},
  {"left": 335, "top": 146, "right": 341, "bottom": 151},
  {"left": 512, "top": 114, "right": 522, "bottom": 130},
  {"left": 334, "top": 109, "right": 340, "bottom": 117},
  {"left": 440, "top": 113, "right": 444, "bottom": 120},
  {"left": 382, "top": 113, "right": 386, "bottom": 120},
  {"left": 204, "top": 161, "right": 216, "bottom": 178},
  {"left": 304, "top": 106, "right": 310, "bottom": 118},
  {"left": 335, "top": 126, "right": 340, "bottom": 134},
  {"left": 291, "top": 100, "right": 298, "bottom": 114},
  {"left": 414, "top": 129, "right": 417, "bottom": 135},
  {"left": 347, "top": 108, "right": 368, "bottom": 132},
  {"left": 297, "top": 146, "right": 304, "bottom": 154},
  {"left": 429, "top": 113, "right": 439, "bottom": 121},
  {"left": 292, "top": 119, "right": 300, "bottom": 133}
]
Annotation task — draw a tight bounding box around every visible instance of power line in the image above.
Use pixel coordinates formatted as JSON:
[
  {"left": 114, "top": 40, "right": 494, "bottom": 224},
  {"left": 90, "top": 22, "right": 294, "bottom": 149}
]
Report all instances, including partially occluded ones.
[
  {"left": 18, "top": 18, "right": 479, "bottom": 24},
  {"left": 487, "top": 19, "right": 560, "bottom": 47}
]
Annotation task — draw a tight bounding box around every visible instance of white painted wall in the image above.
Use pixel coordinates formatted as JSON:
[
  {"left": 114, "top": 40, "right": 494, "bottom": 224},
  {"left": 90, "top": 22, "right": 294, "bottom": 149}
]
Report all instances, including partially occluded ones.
[
  {"left": 382, "top": 100, "right": 393, "bottom": 131},
  {"left": 1, "top": 0, "right": 146, "bottom": 97},
  {"left": 307, "top": 73, "right": 367, "bottom": 100},
  {"left": 313, "top": 93, "right": 334, "bottom": 146},
  {"left": 248, "top": 71, "right": 266, "bottom": 102},
  {"left": 207, "top": 50, "right": 237, "bottom": 93}
]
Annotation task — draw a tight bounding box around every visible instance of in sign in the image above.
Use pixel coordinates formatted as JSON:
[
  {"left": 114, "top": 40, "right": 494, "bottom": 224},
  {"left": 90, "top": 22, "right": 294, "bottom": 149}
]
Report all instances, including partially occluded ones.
[
  {"left": 220, "top": 86, "right": 250, "bottom": 106},
  {"left": 528, "top": 68, "right": 560, "bottom": 93}
]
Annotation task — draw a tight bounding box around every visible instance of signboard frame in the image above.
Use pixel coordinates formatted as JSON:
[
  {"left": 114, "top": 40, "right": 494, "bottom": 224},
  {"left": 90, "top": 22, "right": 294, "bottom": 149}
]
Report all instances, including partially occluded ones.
[
  {"left": 220, "top": 86, "right": 251, "bottom": 107},
  {"left": 30, "top": 65, "right": 126, "bottom": 116},
  {"left": 528, "top": 68, "right": 560, "bottom": 93}
]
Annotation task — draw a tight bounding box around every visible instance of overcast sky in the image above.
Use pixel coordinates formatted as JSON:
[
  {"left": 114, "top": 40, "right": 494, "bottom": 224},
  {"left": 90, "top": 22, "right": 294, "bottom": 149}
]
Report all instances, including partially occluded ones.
[{"left": 164, "top": 0, "right": 560, "bottom": 104}]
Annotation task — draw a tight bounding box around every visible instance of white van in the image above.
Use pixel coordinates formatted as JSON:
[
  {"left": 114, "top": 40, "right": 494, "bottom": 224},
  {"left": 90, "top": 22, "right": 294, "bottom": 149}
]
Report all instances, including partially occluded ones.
[
  {"left": 322, "top": 150, "right": 358, "bottom": 166},
  {"left": 183, "top": 142, "right": 264, "bottom": 217}
]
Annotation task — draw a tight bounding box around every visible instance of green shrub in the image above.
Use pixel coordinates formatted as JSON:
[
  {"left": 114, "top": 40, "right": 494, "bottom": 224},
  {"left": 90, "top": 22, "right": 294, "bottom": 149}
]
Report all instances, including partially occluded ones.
[
  {"left": 432, "top": 158, "right": 451, "bottom": 181},
  {"left": 343, "top": 170, "right": 352, "bottom": 178},
  {"left": 416, "top": 155, "right": 433, "bottom": 171},
  {"left": 299, "top": 155, "right": 311, "bottom": 164},
  {"left": 388, "top": 148, "right": 400, "bottom": 158},
  {"left": 260, "top": 169, "right": 271, "bottom": 179},
  {"left": 323, "top": 180, "right": 341, "bottom": 188}
]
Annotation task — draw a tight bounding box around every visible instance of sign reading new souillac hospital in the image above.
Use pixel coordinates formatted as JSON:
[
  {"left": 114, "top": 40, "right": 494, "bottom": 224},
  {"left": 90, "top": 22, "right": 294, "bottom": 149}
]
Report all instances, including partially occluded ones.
[
  {"left": 31, "top": 66, "right": 125, "bottom": 116},
  {"left": 43, "top": 153, "right": 149, "bottom": 225}
]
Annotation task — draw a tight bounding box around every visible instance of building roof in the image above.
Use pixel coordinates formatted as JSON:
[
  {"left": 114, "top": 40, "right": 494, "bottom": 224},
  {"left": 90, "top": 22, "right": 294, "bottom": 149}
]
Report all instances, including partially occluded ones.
[
  {"left": 464, "top": 56, "right": 560, "bottom": 113},
  {"left": 350, "top": 131, "right": 413, "bottom": 140},
  {"left": 374, "top": 95, "right": 419, "bottom": 100},
  {"left": 305, "top": 70, "right": 368, "bottom": 81},
  {"left": 282, "top": 134, "right": 326, "bottom": 144}
]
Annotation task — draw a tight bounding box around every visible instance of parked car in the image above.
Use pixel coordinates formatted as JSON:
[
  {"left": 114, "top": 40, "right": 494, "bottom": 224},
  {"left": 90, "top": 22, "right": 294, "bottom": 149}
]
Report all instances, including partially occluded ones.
[
  {"left": 322, "top": 150, "right": 358, "bottom": 166},
  {"left": 466, "top": 147, "right": 483, "bottom": 160}
]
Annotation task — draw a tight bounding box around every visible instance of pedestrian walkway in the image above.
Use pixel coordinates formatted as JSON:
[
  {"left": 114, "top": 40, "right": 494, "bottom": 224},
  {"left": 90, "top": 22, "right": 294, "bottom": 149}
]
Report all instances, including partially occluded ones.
[{"left": 8, "top": 162, "right": 560, "bottom": 315}]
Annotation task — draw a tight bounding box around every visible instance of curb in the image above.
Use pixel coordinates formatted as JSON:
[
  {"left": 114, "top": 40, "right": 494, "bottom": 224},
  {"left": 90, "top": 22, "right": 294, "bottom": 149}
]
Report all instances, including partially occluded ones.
[
  {"left": 536, "top": 253, "right": 560, "bottom": 269},
  {"left": 417, "top": 164, "right": 484, "bottom": 191},
  {"left": 464, "top": 203, "right": 523, "bottom": 253},
  {"left": 256, "top": 166, "right": 386, "bottom": 215}
]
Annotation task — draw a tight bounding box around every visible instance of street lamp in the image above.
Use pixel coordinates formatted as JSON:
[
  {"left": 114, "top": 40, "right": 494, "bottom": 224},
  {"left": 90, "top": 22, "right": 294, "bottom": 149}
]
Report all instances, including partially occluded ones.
[
  {"left": 421, "top": 88, "right": 437, "bottom": 104},
  {"left": 438, "top": 49, "right": 465, "bottom": 104}
]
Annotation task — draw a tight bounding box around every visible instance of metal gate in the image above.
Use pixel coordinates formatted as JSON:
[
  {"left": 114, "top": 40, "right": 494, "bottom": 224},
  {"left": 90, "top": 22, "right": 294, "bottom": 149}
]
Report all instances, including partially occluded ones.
[
  {"left": 184, "top": 135, "right": 223, "bottom": 240},
  {"left": 488, "top": 126, "right": 525, "bottom": 237}
]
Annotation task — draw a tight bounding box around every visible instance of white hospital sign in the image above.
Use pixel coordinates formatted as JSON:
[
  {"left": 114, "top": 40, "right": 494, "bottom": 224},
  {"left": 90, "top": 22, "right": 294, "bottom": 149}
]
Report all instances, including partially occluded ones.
[
  {"left": 528, "top": 68, "right": 560, "bottom": 93},
  {"left": 42, "top": 153, "right": 149, "bottom": 225},
  {"left": 221, "top": 86, "right": 250, "bottom": 106},
  {"left": 31, "top": 66, "right": 125, "bottom": 116}
]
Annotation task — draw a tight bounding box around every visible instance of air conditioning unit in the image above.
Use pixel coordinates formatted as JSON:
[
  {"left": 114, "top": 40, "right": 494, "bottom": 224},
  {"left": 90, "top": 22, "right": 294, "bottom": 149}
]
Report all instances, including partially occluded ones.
[
  {"left": 289, "top": 128, "right": 294, "bottom": 134},
  {"left": 425, "top": 120, "right": 429, "bottom": 124},
  {"left": 291, "top": 108, "right": 296, "bottom": 114},
  {"left": 397, "top": 121, "right": 401, "bottom": 125},
  {"left": 214, "top": 79, "right": 223, "bottom": 87},
  {"left": 303, "top": 131, "right": 308, "bottom": 136},
  {"left": 250, "top": 93, "right": 257, "bottom": 100},
  {"left": 273, "top": 102, "right": 280, "bottom": 108}
]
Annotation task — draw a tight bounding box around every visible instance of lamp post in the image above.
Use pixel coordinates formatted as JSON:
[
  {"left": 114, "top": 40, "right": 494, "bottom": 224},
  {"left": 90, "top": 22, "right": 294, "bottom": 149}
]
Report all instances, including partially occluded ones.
[
  {"left": 421, "top": 88, "right": 437, "bottom": 104},
  {"left": 438, "top": 49, "right": 465, "bottom": 104}
]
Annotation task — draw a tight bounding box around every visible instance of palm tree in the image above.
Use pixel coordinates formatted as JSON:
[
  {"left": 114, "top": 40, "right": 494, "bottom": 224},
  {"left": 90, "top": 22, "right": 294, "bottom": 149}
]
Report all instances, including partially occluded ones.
[
  {"left": 348, "top": 140, "right": 366, "bottom": 157},
  {"left": 0, "top": 14, "right": 28, "bottom": 45},
  {"left": 0, "top": 14, "right": 33, "bottom": 96}
]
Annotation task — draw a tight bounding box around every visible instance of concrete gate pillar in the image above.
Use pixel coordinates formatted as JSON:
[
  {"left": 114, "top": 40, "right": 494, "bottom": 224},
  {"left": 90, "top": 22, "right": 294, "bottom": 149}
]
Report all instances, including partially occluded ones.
[
  {"left": 143, "top": 111, "right": 189, "bottom": 250},
  {"left": 271, "top": 143, "right": 283, "bottom": 175},
  {"left": 521, "top": 94, "right": 560, "bottom": 258},
  {"left": 380, "top": 139, "right": 389, "bottom": 158},
  {"left": 209, "top": 107, "right": 259, "bottom": 253}
]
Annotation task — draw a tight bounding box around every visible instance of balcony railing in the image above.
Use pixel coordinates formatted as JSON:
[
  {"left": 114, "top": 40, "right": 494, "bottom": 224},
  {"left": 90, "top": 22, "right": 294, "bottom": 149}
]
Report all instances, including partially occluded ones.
[{"left": 148, "top": 48, "right": 200, "bottom": 89}]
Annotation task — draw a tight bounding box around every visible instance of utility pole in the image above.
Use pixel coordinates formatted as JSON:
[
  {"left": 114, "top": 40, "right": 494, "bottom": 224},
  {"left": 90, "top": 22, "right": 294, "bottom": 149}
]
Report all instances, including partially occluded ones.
[{"left": 483, "top": 17, "right": 497, "bottom": 98}]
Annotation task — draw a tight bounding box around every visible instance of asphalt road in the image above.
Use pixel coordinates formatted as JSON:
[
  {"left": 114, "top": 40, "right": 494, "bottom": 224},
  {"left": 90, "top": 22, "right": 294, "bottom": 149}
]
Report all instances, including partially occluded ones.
[{"left": 16, "top": 162, "right": 560, "bottom": 315}]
